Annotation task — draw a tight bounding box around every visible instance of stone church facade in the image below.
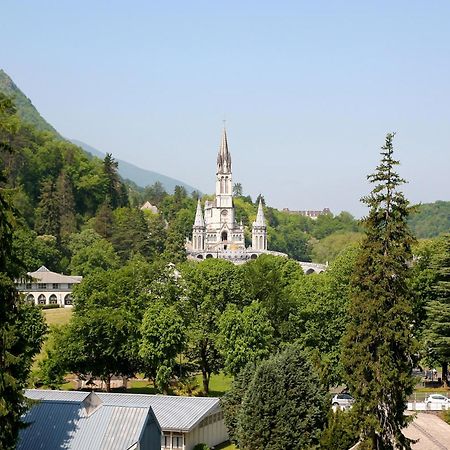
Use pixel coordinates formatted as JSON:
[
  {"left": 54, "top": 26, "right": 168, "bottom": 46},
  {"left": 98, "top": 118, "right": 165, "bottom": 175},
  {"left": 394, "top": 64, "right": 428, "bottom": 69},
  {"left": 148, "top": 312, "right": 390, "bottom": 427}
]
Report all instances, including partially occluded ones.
[{"left": 186, "top": 128, "right": 286, "bottom": 263}]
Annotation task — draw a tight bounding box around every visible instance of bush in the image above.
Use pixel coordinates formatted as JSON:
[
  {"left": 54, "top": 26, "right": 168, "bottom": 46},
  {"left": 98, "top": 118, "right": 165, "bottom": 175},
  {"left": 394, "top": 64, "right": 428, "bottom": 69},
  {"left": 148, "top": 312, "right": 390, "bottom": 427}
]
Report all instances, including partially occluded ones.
[
  {"left": 193, "top": 444, "right": 210, "bottom": 450},
  {"left": 320, "top": 409, "right": 359, "bottom": 450},
  {"left": 39, "top": 304, "right": 60, "bottom": 309}
]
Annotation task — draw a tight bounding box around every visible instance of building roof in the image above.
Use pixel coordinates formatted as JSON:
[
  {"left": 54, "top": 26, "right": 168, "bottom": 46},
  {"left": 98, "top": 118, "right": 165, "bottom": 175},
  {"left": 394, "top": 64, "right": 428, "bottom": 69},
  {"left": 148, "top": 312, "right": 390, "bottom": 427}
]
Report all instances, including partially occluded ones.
[
  {"left": 193, "top": 198, "right": 205, "bottom": 227},
  {"left": 19, "top": 391, "right": 158, "bottom": 450},
  {"left": 27, "top": 266, "right": 82, "bottom": 284},
  {"left": 140, "top": 201, "right": 159, "bottom": 213},
  {"left": 253, "top": 199, "right": 266, "bottom": 227},
  {"left": 217, "top": 127, "right": 232, "bottom": 174},
  {"left": 25, "top": 389, "right": 220, "bottom": 433}
]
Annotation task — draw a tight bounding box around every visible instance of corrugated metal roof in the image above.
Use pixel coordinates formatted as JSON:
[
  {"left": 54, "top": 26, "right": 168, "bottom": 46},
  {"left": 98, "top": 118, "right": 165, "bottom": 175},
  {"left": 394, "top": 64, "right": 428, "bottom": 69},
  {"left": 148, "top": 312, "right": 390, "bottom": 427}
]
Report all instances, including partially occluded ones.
[
  {"left": 18, "top": 395, "right": 150, "bottom": 450},
  {"left": 25, "top": 390, "right": 220, "bottom": 432}
]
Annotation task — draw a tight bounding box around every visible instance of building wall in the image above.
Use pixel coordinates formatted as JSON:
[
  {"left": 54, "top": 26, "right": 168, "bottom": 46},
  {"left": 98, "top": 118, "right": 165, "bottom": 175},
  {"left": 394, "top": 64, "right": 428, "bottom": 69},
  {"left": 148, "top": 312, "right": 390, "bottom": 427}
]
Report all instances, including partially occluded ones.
[{"left": 184, "top": 411, "right": 228, "bottom": 450}]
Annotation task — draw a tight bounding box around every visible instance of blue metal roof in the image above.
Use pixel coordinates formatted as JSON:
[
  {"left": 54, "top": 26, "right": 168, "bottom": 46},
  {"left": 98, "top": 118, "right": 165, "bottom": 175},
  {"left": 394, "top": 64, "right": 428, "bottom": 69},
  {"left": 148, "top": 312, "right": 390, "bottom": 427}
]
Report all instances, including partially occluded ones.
[
  {"left": 25, "top": 390, "right": 220, "bottom": 432},
  {"left": 18, "top": 393, "right": 152, "bottom": 450}
]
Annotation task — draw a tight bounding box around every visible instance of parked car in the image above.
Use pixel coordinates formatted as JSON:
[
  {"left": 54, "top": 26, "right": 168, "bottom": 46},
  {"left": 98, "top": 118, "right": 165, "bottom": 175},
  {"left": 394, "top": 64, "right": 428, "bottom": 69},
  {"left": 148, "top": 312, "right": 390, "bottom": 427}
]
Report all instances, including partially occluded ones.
[
  {"left": 425, "top": 394, "right": 449, "bottom": 405},
  {"left": 331, "top": 393, "right": 354, "bottom": 409}
]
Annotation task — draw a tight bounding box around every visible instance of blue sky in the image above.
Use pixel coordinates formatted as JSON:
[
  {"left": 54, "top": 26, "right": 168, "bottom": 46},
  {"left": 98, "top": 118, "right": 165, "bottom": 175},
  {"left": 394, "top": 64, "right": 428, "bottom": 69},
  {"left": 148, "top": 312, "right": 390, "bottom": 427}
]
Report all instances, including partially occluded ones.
[{"left": 2, "top": 1, "right": 449, "bottom": 216}]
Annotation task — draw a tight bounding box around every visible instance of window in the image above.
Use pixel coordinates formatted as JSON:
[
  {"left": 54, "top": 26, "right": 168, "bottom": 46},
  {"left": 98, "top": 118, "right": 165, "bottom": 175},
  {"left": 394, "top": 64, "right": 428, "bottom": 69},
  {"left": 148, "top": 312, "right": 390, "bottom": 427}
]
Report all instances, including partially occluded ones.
[
  {"left": 38, "top": 283, "right": 47, "bottom": 290},
  {"left": 26, "top": 283, "right": 32, "bottom": 289},
  {"left": 68, "top": 283, "right": 73, "bottom": 289},
  {"left": 26, "top": 294, "right": 35, "bottom": 303},
  {"left": 49, "top": 294, "right": 58, "bottom": 305},
  {"left": 172, "top": 435, "right": 183, "bottom": 449},
  {"left": 37, "top": 294, "right": 46, "bottom": 305},
  {"left": 161, "top": 434, "right": 170, "bottom": 448},
  {"left": 64, "top": 294, "right": 73, "bottom": 306},
  {"left": 52, "top": 283, "right": 59, "bottom": 289}
]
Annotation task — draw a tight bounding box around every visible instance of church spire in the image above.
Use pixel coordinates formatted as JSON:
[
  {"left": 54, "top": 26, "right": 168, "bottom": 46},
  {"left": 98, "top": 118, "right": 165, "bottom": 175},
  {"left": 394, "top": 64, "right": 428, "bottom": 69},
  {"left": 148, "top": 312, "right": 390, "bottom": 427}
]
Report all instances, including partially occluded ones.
[
  {"left": 217, "top": 126, "right": 232, "bottom": 174},
  {"left": 254, "top": 199, "right": 266, "bottom": 226},
  {"left": 194, "top": 198, "right": 205, "bottom": 227}
]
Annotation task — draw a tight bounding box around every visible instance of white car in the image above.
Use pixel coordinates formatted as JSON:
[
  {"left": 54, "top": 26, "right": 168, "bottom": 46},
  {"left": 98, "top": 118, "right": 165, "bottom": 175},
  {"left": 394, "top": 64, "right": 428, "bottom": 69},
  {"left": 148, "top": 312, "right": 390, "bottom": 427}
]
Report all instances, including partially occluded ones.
[
  {"left": 425, "top": 394, "right": 449, "bottom": 405},
  {"left": 331, "top": 393, "right": 354, "bottom": 409}
]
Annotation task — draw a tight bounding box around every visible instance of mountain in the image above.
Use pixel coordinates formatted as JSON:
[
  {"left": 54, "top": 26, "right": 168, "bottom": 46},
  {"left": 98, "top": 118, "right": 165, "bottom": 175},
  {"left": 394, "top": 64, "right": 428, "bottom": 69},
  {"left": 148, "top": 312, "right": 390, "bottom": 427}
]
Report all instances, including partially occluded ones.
[
  {"left": 0, "top": 69, "right": 198, "bottom": 193},
  {"left": 0, "top": 69, "right": 62, "bottom": 137},
  {"left": 71, "top": 139, "right": 198, "bottom": 193}
]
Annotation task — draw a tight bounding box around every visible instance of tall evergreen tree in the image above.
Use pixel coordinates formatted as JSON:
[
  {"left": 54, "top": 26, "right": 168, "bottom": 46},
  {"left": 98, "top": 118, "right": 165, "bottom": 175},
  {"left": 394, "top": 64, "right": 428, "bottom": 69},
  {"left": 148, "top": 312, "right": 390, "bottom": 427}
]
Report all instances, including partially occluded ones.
[
  {"left": 102, "top": 153, "right": 128, "bottom": 208},
  {"left": 0, "top": 93, "right": 47, "bottom": 449},
  {"left": 35, "top": 178, "right": 61, "bottom": 239},
  {"left": 424, "top": 234, "right": 450, "bottom": 384},
  {"left": 341, "top": 133, "right": 416, "bottom": 449},
  {"left": 56, "top": 170, "right": 77, "bottom": 239}
]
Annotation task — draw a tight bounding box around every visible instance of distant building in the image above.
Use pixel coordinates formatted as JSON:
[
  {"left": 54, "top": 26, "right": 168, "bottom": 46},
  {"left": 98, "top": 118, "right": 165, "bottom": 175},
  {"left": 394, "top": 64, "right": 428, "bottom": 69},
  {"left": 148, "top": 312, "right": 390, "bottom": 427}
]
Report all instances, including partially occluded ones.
[
  {"left": 281, "top": 207, "right": 331, "bottom": 219},
  {"left": 141, "top": 201, "right": 159, "bottom": 214},
  {"left": 23, "top": 390, "right": 228, "bottom": 450},
  {"left": 16, "top": 266, "right": 82, "bottom": 307},
  {"left": 186, "top": 128, "right": 286, "bottom": 263}
]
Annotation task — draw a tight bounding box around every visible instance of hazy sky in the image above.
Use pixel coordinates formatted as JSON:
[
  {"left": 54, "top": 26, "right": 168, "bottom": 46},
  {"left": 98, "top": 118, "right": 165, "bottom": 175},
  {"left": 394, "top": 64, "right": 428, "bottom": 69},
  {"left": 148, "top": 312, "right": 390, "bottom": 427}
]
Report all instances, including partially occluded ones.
[{"left": 2, "top": 1, "right": 449, "bottom": 216}]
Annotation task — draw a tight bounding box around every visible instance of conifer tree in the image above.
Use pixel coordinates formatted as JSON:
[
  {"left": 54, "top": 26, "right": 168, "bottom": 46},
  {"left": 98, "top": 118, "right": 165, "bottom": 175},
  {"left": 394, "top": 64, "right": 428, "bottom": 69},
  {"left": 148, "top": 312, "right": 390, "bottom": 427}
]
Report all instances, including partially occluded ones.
[
  {"left": 341, "top": 133, "right": 416, "bottom": 449},
  {"left": 56, "top": 170, "right": 77, "bottom": 239},
  {"left": 35, "top": 178, "right": 61, "bottom": 239}
]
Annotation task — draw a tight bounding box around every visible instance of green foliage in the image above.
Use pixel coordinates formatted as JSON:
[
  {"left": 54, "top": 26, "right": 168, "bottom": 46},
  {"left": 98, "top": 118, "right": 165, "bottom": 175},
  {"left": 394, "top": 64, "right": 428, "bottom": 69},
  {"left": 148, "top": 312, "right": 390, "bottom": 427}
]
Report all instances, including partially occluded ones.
[
  {"left": 192, "top": 444, "right": 211, "bottom": 450},
  {"left": 424, "top": 234, "right": 450, "bottom": 381},
  {"left": 311, "top": 231, "right": 363, "bottom": 263},
  {"left": 320, "top": 410, "right": 359, "bottom": 450},
  {"left": 218, "top": 302, "right": 273, "bottom": 375},
  {"left": 0, "top": 91, "right": 47, "bottom": 449},
  {"left": 341, "top": 133, "right": 416, "bottom": 449},
  {"left": 140, "top": 301, "right": 186, "bottom": 392},
  {"left": 236, "top": 343, "right": 328, "bottom": 450},
  {"left": 408, "top": 201, "right": 450, "bottom": 238}
]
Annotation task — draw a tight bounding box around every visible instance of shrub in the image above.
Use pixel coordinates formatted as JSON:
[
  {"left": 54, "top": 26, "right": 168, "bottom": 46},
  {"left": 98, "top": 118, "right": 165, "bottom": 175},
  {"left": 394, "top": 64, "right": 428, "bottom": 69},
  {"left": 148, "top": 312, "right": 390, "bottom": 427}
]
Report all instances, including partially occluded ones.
[{"left": 193, "top": 444, "right": 210, "bottom": 450}]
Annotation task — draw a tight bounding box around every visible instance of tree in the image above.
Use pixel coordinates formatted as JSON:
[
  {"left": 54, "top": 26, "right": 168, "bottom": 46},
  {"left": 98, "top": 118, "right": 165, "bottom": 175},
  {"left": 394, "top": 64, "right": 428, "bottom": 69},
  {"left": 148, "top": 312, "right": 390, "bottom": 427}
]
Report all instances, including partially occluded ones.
[
  {"left": 102, "top": 153, "right": 128, "bottom": 208},
  {"left": 341, "top": 133, "right": 416, "bottom": 449},
  {"left": 218, "top": 302, "right": 273, "bottom": 376},
  {"left": 34, "top": 178, "right": 61, "bottom": 239},
  {"left": 93, "top": 201, "right": 114, "bottom": 239},
  {"left": 56, "top": 170, "right": 77, "bottom": 239},
  {"left": 424, "top": 234, "right": 450, "bottom": 384},
  {"left": 139, "top": 301, "right": 186, "bottom": 392},
  {"left": 236, "top": 343, "right": 328, "bottom": 449},
  {"left": 56, "top": 308, "right": 137, "bottom": 391},
  {"left": 233, "top": 182, "right": 243, "bottom": 196},
  {"left": 183, "top": 259, "right": 251, "bottom": 393},
  {"left": 0, "top": 93, "right": 47, "bottom": 449},
  {"left": 69, "top": 238, "right": 120, "bottom": 276}
]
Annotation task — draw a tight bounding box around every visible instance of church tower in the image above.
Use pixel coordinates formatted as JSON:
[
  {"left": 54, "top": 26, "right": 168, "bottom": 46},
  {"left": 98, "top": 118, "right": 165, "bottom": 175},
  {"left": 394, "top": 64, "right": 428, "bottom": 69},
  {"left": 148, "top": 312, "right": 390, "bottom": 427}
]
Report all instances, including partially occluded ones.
[
  {"left": 192, "top": 198, "right": 205, "bottom": 251},
  {"left": 215, "top": 127, "right": 233, "bottom": 210},
  {"left": 252, "top": 199, "right": 267, "bottom": 250}
]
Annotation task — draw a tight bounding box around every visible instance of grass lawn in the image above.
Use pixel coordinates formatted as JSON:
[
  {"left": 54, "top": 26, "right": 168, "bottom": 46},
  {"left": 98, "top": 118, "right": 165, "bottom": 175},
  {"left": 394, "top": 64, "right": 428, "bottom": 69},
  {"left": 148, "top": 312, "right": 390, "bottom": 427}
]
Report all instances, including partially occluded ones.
[
  {"left": 215, "top": 442, "right": 237, "bottom": 450},
  {"left": 128, "top": 380, "right": 158, "bottom": 395},
  {"left": 43, "top": 307, "right": 73, "bottom": 326},
  {"left": 195, "top": 372, "right": 233, "bottom": 397}
]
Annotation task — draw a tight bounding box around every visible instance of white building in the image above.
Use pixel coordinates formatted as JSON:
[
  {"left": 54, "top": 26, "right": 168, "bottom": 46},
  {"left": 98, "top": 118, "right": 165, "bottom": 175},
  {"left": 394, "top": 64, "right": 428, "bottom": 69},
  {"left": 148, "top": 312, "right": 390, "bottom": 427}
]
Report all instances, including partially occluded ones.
[
  {"left": 24, "top": 390, "right": 229, "bottom": 450},
  {"left": 16, "top": 266, "right": 82, "bottom": 307},
  {"left": 187, "top": 128, "right": 286, "bottom": 263}
]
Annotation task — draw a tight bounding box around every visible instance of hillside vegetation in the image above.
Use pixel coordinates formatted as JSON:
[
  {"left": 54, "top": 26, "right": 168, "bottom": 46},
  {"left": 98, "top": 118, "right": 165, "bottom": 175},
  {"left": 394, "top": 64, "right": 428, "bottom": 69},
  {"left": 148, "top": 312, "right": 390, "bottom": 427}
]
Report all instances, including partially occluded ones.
[{"left": 409, "top": 200, "right": 450, "bottom": 238}]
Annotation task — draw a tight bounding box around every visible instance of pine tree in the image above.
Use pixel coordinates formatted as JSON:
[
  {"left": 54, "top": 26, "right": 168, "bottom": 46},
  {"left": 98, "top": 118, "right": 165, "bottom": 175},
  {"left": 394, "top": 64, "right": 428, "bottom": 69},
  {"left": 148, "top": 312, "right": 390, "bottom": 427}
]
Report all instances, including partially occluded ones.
[
  {"left": 102, "top": 153, "right": 128, "bottom": 208},
  {"left": 341, "top": 133, "right": 416, "bottom": 449},
  {"left": 425, "top": 234, "right": 450, "bottom": 384},
  {"left": 0, "top": 93, "right": 47, "bottom": 449},
  {"left": 56, "top": 170, "right": 77, "bottom": 239},
  {"left": 35, "top": 178, "right": 61, "bottom": 239}
]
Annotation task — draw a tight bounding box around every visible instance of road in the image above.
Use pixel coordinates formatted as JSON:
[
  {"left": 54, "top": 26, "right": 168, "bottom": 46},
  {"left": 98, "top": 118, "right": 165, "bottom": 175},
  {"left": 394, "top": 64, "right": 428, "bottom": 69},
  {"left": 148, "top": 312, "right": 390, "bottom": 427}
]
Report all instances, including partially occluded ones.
[{"left": 404, "top": 413, "right": 450, "bottom": 449}]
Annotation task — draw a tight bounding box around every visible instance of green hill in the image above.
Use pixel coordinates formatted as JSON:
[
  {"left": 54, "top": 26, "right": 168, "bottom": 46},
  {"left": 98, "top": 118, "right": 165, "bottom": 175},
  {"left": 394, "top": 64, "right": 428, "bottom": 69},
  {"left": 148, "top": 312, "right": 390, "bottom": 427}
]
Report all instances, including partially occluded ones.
[
  {"left": 0, "top": 69, "right": 198, "bottom": 193},
  {"left": 409, "top": 201, "right": 450, "bottom": 238},
  {"left": 0, "top": 69, "right": 61, "bottom": 136}
]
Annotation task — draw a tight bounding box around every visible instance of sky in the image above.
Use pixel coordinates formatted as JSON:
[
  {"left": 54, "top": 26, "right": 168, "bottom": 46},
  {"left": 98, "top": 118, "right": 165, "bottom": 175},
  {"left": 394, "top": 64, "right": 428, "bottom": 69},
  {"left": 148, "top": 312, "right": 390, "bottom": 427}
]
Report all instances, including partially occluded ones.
[{"left": 2, "top": 1, "right": 449, "bottom": 216}]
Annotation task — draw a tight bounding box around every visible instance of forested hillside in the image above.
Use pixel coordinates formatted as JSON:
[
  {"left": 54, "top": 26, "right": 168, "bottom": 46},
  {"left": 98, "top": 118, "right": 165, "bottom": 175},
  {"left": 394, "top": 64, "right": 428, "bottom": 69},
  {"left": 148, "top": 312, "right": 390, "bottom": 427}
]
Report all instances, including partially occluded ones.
[{"left": 408, "top": 200, "right": 450, "bottom": 238}]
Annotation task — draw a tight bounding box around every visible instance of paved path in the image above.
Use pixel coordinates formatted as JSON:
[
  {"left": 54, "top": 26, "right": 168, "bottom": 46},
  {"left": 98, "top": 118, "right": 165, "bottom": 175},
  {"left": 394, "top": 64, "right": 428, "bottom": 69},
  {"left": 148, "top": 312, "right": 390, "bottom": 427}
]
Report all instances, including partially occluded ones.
[{"left": 404, "top": 413, "right": 450, "bottom": 449}]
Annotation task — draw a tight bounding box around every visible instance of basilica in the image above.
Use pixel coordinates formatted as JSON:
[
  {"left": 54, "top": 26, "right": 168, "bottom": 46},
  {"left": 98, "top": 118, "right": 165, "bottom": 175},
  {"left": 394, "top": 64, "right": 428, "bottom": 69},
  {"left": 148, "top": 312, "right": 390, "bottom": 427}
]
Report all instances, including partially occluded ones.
[{"left": 186, "top": 128, "right": 286, "bottom": 263}]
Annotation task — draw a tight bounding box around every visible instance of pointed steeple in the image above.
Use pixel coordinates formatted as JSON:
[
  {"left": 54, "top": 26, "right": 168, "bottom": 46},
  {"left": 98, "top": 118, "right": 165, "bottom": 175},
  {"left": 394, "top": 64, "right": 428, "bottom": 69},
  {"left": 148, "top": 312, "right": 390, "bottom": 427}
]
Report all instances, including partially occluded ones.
[
  {"left": 217, "top": 126, "right": 232, "bottom": 174},
  {"left": 194, "top": 198, "right": 205, "bottom": 227},
  {"left": 254, "top": 199, "right": 266, "bottom": 227}
]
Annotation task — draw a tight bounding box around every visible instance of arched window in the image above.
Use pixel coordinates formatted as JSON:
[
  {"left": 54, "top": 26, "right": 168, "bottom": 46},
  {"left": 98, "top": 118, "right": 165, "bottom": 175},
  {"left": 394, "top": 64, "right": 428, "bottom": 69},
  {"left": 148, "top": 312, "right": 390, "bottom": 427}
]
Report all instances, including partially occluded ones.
[
  {"left": 49, "top": 294, "right": 58, "bottom": 305},
  {"left": 64, "top": 294, "right": 73, "bottom": 306},
  {"left": 251, "top": 254, "right": 258, "bottom": 260},
  {"left": 26, "top": 294, "right": 35, "bottom": 304},
  {"left": 197, "top": 254, "right": 204, "bottom": 259},
  {"left": 37, "top": 294, "right": 46, "bottom": 305},
  {"left": 305, "top": 268, "right": 315, "bottom": 275},
  {"left": 206, "top": 254, "right": 213, "bottom": 259},
  {"left": 221, "top": 231, "right": 228, "bottom": 242}
]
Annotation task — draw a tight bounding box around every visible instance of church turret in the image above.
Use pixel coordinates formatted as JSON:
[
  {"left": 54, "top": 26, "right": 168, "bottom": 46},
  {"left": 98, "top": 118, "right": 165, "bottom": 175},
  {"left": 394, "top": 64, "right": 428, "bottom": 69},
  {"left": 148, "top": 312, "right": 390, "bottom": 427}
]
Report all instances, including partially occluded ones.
[
  {"left": 252, "top": 199, "right": 267, "bottom": 250},
  {"left": 215, "top": 128, "right": 233, "bottom": 208},
  {"left": 192, "top": 198, "right": 205, "bottom": 251}
]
